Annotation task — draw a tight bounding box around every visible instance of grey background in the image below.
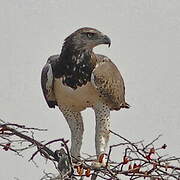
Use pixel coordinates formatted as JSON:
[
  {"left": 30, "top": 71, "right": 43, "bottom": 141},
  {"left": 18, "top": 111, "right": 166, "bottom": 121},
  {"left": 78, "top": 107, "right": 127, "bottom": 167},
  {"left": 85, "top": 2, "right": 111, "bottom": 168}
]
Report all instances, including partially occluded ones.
[{"left": 0, "top": 0, "right": 180, "bottom": 179}]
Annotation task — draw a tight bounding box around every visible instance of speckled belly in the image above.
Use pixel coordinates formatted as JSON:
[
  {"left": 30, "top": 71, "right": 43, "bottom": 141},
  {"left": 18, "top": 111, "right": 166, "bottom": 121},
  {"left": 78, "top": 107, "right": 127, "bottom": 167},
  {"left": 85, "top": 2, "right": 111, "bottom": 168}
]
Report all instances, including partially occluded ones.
[{"left": 54, "top": 78, "right": 100, "bottom": 111}]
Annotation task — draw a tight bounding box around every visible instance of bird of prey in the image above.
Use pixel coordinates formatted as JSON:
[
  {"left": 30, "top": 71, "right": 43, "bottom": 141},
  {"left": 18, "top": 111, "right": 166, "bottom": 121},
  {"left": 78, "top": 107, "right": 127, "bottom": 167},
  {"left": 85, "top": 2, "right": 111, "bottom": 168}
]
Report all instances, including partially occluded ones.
[{"left": 41, "top": 27, "right": 129, "bottom": 160}]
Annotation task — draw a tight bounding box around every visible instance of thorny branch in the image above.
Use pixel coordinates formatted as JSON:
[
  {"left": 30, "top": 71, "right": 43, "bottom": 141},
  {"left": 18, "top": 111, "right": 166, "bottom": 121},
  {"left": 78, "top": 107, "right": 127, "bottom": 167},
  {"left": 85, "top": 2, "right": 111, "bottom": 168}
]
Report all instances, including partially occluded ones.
[{"left": 0, "top": 119, "right": 180, "bottom": 180}]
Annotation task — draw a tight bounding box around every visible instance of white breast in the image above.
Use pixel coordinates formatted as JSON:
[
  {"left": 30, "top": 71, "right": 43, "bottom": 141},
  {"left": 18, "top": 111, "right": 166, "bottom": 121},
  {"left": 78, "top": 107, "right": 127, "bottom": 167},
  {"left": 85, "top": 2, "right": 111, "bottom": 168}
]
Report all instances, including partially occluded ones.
[{"left": 54, "top": 78, "right": 100, "bottom": 111}]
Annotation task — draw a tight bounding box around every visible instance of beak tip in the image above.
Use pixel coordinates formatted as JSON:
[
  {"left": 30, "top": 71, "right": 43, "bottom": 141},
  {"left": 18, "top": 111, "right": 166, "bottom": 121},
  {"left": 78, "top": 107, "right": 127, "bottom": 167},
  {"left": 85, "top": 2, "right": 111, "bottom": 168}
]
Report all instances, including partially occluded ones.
[{"left": 103, "top": 35, "right": 111, "bottom": 47}]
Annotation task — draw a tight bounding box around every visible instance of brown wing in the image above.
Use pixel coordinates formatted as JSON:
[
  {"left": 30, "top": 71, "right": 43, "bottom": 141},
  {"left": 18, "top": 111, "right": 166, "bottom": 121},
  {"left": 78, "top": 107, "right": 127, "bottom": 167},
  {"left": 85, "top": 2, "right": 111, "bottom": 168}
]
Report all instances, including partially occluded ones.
[{"left": 92, "top": 54, "right": 129, "bottom": 110}]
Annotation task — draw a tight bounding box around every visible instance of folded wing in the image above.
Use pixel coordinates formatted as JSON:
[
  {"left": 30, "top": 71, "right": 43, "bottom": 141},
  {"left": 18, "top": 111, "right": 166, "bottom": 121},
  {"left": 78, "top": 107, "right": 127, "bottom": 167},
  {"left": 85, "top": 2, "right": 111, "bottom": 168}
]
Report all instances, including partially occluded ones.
[
  {"left": 41, "top": 55, "right": 59, "bottom": 108},
  {"left": 91, "top": 54, "right": 129, "bottom": 110}
]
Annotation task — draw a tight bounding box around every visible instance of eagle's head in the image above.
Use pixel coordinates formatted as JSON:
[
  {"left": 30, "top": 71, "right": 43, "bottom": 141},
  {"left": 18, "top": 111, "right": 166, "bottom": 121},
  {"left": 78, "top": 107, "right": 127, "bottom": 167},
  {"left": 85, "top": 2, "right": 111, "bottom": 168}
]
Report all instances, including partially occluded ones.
[{"left": 63, "top": 27, "right": 111, "bottom": 51}]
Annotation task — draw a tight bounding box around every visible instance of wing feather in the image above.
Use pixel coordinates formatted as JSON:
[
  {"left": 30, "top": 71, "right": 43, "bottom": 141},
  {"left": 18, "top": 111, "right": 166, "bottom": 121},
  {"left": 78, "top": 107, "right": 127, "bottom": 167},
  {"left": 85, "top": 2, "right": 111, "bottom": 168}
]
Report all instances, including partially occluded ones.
[
  {"left": 91, "top": 55, "right": 129, "bottom": 110},
  {"left": 41, "top": 55, "right": 59, "bottom": 108}
]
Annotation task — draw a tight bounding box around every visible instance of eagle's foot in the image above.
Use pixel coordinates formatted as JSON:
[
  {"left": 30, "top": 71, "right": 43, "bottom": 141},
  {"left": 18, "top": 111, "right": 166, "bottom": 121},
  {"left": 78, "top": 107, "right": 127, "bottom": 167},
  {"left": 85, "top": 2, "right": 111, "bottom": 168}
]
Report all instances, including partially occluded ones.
[
  {"left": 91, "top": 153, "right": 107, "bottom": 168},
  {"left": 71, "top": 156, "right": 82, "bottom": 164}
]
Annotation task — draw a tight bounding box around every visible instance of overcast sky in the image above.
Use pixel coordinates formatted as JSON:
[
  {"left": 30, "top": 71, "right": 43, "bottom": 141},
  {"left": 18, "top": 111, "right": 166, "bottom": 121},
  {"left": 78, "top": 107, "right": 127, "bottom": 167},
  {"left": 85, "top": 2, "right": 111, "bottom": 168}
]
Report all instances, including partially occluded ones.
[{"left": 0, "top": 0, "right": 180, "bottom": 179}]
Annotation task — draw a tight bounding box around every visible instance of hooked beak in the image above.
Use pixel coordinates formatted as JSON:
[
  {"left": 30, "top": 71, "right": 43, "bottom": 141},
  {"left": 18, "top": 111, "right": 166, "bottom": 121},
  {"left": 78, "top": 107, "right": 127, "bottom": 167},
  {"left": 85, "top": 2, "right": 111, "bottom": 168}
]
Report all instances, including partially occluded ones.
[{"left": 102, "top": 35, "right": 111, "bottom": 47}]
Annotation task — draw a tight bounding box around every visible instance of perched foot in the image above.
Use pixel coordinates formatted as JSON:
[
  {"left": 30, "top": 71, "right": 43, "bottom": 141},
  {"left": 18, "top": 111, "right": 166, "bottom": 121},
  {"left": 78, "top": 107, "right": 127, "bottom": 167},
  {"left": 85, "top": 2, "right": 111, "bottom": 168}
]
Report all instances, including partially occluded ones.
[
  {"left": 91, "top": 153, "right": 107, "bottom": 168},
  {"left": 71, "top": 155, "right": 81, "bottom": 164}
]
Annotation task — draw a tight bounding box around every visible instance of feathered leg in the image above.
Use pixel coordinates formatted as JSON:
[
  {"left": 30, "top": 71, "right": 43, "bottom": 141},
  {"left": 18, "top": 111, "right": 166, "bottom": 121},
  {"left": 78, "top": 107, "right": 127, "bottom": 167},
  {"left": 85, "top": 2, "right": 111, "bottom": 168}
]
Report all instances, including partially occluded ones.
[
  {"left": 93, "top": 103, "right": 110, "bottom": 155},
  {"left": 59, "top": 106, "right": 84, "bottom": 159}
]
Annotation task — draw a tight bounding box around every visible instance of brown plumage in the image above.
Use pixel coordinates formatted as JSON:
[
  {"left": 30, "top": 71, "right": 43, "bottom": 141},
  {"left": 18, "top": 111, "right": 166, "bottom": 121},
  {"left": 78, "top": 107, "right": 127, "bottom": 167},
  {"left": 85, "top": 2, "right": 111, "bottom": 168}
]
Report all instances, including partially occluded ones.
[
  {"left": 41, "top": 27, "right": 129, "bottom": 160},
  {"left": 91, "top": 54, "right": 129, "bottom": 110}
]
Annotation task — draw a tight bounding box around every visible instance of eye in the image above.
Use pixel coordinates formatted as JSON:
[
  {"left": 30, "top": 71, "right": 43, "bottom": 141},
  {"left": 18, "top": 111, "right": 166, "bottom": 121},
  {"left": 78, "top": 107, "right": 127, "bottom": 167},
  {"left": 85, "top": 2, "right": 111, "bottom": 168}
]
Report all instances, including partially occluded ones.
[{"left": 86, "top": 32, "right": 95, "bottom": 39}]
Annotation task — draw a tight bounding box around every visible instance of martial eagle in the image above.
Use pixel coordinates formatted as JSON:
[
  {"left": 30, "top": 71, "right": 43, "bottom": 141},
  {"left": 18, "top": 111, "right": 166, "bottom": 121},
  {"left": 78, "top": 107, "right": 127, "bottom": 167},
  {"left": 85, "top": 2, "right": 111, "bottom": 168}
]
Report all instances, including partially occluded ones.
[{"left": 41, "top": 27, "right": 129, "bottom": 160}]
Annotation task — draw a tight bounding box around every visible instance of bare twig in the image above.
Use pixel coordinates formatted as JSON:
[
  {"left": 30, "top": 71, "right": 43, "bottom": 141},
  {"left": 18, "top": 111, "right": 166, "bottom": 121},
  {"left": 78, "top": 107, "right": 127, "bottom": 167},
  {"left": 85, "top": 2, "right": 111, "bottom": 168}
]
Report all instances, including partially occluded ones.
[{"left": 1, "top": 120, "right": 180, "bottom": 179}]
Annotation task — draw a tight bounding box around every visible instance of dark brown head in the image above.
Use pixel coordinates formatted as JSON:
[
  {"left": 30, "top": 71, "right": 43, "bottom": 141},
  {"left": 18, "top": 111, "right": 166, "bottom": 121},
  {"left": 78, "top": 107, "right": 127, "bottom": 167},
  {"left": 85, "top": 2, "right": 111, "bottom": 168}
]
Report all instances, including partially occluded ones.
[{"left": 63, "top": 27, "right": 111, "bottom": 51}]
